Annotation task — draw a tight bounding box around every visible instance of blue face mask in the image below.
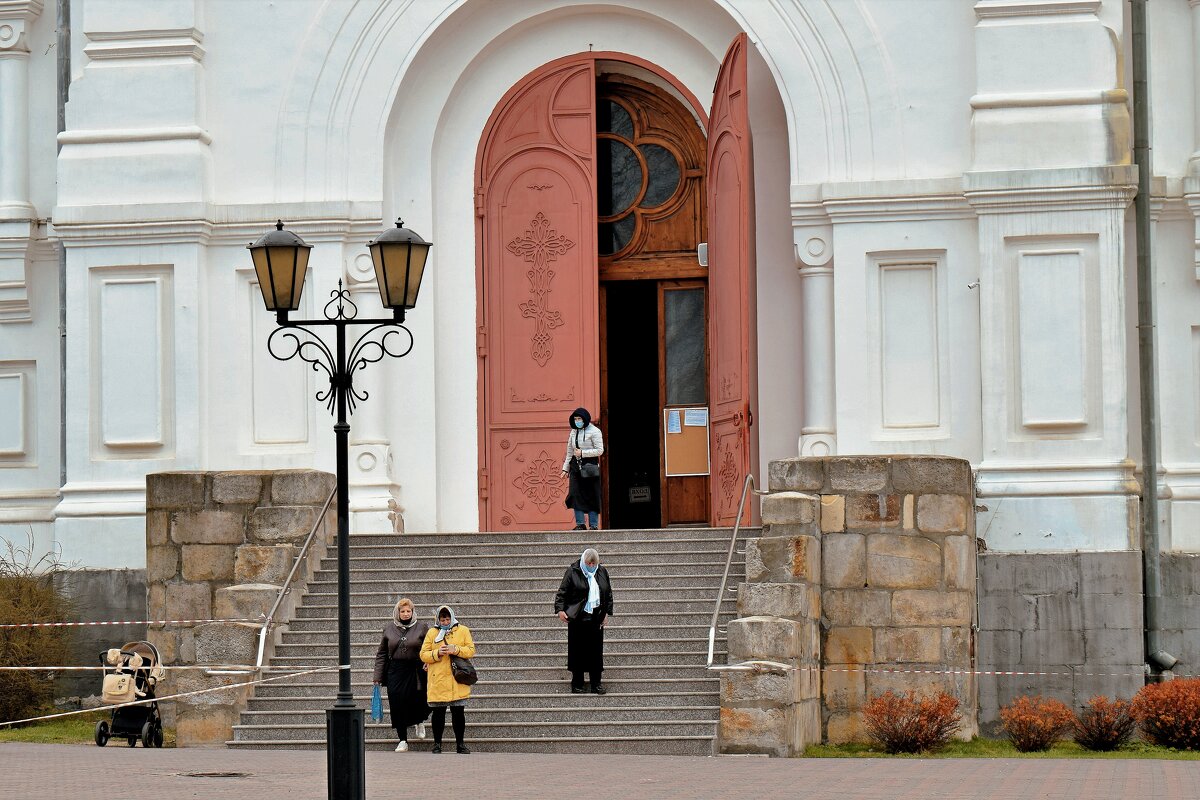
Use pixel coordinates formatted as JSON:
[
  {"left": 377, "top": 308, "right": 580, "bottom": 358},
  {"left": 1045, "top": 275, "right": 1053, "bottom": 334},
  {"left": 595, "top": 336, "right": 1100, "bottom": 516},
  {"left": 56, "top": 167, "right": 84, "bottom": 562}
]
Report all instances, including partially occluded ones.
[{"left": 573, "top": 419, "right": 584, "bottom": 429}]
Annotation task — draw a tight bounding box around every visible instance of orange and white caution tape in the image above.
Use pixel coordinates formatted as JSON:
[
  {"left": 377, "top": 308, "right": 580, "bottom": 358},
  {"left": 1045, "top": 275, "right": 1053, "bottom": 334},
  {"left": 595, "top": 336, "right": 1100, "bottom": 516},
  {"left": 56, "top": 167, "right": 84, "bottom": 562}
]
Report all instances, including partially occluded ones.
[
  {"left": 0, "top": 664, "right": 349, "bottom": 729},
  {"left": 0, "top": 617, "right": 263, "bottom": 629}
]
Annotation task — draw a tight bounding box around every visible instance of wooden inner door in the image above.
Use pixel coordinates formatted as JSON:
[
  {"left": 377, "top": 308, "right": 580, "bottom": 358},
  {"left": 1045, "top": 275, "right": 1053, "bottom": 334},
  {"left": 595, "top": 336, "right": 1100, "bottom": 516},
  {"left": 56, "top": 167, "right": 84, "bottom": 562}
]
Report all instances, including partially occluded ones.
[{"left": 596, "top": 74, "right": 709, "bottom": 528}]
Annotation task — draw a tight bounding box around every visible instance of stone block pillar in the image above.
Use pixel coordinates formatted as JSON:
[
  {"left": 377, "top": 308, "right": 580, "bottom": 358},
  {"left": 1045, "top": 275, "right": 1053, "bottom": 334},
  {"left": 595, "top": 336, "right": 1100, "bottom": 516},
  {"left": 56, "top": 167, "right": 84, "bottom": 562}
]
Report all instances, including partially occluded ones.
[
  {"left": 718, "top": 491, "right": 822, "bottom": 756},
  {"left": 771, "top": 456, "right": 979, "bottom": 743},
  {"left": 719, "top": 456, "right": 980, "bottom": 754},
  {"left": 145, "top": 469, "right": 334, "bottom": 745}
]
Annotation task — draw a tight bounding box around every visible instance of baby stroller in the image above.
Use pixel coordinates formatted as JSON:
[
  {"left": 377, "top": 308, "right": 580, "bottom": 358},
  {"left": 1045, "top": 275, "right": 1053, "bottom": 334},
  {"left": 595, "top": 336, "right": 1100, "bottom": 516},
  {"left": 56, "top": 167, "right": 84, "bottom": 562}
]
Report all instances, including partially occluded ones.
[{"left": 93, "top": 640, "right": 166, "bottom": 748}]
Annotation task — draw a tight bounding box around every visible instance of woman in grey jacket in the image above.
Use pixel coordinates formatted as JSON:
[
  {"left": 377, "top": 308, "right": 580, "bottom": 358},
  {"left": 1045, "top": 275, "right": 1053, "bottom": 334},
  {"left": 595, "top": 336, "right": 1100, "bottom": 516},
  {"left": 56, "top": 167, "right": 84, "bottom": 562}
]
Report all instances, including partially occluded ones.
[{"left": 561, "top": 407, "right": 604, "bottom": 530}]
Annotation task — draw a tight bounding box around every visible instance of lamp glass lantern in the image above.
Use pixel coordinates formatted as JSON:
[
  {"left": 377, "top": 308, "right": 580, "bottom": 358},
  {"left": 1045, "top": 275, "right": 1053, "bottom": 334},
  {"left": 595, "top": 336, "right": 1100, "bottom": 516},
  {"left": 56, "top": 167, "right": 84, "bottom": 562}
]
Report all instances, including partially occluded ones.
[
  {"left": 367, "top": 219, "right": 432, "bottom": 318},
  {"left": 248, "top": 220, "right": 313, "bottom": 313}
]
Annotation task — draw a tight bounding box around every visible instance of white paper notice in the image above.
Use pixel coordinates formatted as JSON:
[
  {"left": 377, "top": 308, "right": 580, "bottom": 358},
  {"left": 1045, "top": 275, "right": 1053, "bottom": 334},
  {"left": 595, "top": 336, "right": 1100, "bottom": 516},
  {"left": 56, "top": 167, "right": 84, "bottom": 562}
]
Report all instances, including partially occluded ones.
[
  {"left": 684, "top": 408, "right": 708, "bottom": 427},
  {"left": 666, "top": 410, "right": 682, "bottom": 434}
]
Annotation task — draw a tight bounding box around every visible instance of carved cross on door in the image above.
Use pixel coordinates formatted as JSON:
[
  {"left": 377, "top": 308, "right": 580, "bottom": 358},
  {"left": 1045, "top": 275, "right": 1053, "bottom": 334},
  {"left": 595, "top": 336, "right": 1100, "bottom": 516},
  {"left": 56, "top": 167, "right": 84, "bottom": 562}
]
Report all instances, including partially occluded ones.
[{"left": 507, "top": 212, "right": 576, "bottom": 366}]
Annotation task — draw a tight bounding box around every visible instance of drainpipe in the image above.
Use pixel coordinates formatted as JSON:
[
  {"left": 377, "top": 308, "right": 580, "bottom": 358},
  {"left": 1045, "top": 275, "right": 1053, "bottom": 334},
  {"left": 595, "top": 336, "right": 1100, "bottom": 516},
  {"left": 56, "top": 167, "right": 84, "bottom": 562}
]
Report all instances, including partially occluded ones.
[
  {"left": 1130, "top": 0, "right": 1177, "bottom": 676},
  {"left": 57, "top": 0, "right": 69, "bottom": 489}
]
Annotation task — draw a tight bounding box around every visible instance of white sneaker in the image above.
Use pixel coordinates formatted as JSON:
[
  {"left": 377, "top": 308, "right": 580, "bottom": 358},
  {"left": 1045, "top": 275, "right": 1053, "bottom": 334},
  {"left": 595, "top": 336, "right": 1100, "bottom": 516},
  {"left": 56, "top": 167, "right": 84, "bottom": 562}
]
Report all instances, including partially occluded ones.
[
  {"left": 395, "top": 741, "right": 409, "bottom": 752},
  {"left": 415, "top": 723, "right": 426, "bottom": 740}
]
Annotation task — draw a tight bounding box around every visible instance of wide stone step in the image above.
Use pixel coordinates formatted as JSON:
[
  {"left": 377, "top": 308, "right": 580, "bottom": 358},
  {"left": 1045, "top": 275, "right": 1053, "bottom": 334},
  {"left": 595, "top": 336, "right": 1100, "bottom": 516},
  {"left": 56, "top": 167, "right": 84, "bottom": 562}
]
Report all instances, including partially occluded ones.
[
  {"left": 261, "top": 663, "right": 714, "bottom": 684},
  {"left": 311, "top": 562, "right": 731, "bottom": 580},
  {"left": 293, "top": 598, "right": 733, "bottom": 615},
  {"left": 232, "top": 718, "right": 718, "bottom": 742},
  {"left": 246, "top": 690, "right": 717, "bottom": 711},
  {"left": 240, "top": 703, "right": 716, "bottom": 726},
  {"left": 298, "top": 582, "right": 729, "bottom": 599},
  {"left": 279, "top": 623, "right": 728, "bottom": 643},
  {"left": 270, "top": 650, "right": 713, "bottom": 669},
  {"left": 291, "top": 608, "right": 735, "bottom": 626},
  {"left": 287, "top": 616, "right": 733, "bottom": 634},
  {"left": 320, "top": 573, "right": 734, "bottom": 592},
  {"left": 250, "top": 675, "right": 718, "bottom": 698},
  {"left": 226, "top": 735, "right": 715, "bottom": 755},
  {"left": 339, "top": 528, "right": 746, "bottom": 546},
  {"left": 358, "top": 536, "right": 736, "bottom": 554},
  {"left": 329, "top": 547, "right": 733, "bottom": 565},
  {"left": 274, "top": 636, "right": 726, "bottom": 657}
]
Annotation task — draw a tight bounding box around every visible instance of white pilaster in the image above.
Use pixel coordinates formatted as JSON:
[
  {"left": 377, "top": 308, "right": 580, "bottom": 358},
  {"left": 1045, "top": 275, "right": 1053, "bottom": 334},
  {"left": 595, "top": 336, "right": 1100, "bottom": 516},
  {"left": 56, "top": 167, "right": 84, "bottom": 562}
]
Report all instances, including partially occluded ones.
[
  {"left": 0, "top": 0, "right": 41, "bottom": 322},
  {"left": 792, "top": 204, "right": 836, "bottom": 457}
]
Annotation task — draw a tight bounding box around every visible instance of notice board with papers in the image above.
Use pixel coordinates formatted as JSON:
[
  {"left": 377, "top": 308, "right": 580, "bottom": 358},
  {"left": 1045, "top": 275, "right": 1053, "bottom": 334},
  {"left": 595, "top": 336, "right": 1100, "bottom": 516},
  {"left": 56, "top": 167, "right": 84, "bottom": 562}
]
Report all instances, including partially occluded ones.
[{"left": 664, "top": 406, "right": 710, "bottom": 476}]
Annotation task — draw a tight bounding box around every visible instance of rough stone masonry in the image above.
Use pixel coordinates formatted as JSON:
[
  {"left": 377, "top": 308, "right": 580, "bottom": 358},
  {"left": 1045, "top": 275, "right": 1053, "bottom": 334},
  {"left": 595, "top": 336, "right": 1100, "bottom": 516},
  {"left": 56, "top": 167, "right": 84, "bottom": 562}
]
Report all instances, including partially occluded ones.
[
  {"left": 719, "top": 456, "right": 978, "bottom": 755},
  {"left": 144, "top": 470, "right": 335, "bottom": 745}
]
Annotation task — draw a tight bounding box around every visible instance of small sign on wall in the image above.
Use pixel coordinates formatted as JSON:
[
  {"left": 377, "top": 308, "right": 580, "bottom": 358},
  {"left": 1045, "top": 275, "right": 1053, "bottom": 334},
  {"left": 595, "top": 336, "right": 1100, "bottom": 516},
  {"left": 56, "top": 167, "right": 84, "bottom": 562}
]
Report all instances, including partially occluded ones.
[{"left": 664, "top": 406, "right": 710, "bottom": 476}]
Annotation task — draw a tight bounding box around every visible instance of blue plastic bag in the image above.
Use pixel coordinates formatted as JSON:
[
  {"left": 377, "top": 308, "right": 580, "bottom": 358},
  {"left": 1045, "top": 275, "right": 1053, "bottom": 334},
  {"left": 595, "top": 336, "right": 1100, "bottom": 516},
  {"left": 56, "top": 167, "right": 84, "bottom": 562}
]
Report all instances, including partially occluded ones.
[{"left": 370, "top": 684, "right": 383, "bottom": 722}]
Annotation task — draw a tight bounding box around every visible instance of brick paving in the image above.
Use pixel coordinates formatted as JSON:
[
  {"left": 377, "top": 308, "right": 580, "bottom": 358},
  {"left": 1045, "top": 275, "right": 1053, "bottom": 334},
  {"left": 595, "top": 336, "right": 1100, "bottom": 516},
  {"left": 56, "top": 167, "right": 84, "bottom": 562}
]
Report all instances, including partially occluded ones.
[{"left": 2, "top": 743, "right": 1199, "bottom": 800}]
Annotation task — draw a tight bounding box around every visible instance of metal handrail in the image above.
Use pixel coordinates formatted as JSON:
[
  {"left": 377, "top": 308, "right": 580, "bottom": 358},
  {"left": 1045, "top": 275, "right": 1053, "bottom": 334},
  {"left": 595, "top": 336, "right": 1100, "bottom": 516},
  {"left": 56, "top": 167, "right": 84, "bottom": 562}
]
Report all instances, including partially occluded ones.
[
  {"left": 706, "top": 473, "right": 763, "bottom": 667},
  {"left": 255, "top": 487, "right": 337, "bottom": 670}
]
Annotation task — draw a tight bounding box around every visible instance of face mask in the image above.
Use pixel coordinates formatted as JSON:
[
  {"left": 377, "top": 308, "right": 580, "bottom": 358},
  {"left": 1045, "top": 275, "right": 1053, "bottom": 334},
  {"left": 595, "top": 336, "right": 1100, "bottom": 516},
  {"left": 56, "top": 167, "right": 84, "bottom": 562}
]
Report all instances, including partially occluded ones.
[{"left": 573, "top": 419, "right": 584, "bottom": 429}]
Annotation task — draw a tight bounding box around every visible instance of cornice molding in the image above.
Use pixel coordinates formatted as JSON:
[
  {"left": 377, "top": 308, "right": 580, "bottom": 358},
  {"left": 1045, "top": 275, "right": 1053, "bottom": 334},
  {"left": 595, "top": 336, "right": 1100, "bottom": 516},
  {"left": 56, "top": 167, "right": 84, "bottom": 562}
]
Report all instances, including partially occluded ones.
[
  {"left": 58, "top": 126, "right": 213, "bottom": 147},
  {"left": 974, "top": 1, "right": 1101, "bottom": 20},
  {"left": 84, "top": 28, "right": 205, "bottom": 63}
]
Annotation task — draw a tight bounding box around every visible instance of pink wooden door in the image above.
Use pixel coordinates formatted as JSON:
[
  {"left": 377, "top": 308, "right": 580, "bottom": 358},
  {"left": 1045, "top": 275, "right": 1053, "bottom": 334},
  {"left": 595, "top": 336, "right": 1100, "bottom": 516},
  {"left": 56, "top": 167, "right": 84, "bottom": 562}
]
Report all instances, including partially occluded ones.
[
  {"left": 476, "top": 59, "right": 598, "bottom": 531},
  {"left": 706, "top": 34, "right": 759, "bottom": 526}
]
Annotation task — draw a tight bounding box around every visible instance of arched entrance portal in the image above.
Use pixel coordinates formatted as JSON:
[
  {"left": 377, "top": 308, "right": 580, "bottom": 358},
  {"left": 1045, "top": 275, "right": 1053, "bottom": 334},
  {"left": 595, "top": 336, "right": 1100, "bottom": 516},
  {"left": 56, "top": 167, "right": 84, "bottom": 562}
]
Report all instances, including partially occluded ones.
[{"left": 476, "top": 38, "right": 756, "bottom": 532}]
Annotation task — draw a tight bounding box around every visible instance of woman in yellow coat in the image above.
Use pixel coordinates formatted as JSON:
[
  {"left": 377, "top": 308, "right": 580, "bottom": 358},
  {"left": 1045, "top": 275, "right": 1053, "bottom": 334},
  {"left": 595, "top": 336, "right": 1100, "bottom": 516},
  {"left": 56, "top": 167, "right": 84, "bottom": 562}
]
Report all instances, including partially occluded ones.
[{"left": 419, "top": 605, "right": 476, "bottom": 753}]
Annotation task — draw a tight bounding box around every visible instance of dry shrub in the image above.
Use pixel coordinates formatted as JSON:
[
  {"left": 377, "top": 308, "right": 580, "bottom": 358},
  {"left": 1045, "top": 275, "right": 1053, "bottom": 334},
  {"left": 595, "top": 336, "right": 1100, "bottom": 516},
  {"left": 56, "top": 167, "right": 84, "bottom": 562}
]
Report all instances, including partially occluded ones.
[
  {"left": 1073, "top": 696, "right": 1136, "bottom": 751},
  {"left": 0, "top": 534, "right": 73, "bottom": 723},
  {"left": 999, "top": 695, "right": 1075, "bottom": 752},
  {"left": 1131, "top": 678, "right": 1200, "bottom": 750},
  {"left": 862, "top": 690, "right": 962, "bottom": 754}
]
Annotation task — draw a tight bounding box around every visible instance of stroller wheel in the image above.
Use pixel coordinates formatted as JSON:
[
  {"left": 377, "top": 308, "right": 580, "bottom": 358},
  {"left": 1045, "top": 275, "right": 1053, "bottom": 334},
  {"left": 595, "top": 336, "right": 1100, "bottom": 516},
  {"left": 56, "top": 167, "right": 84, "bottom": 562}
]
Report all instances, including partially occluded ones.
[
  {"left": 94, "top": 720, "right": 109, "bottom": 747},
  {"left": 141, "top": 720, "right": 154, "bottom": 749},
  {"left": 153, "top": 724, "right": 164, "bottom": 748},
  {"left": 126, "top": 736, "right": 138, "bottom": 747}
]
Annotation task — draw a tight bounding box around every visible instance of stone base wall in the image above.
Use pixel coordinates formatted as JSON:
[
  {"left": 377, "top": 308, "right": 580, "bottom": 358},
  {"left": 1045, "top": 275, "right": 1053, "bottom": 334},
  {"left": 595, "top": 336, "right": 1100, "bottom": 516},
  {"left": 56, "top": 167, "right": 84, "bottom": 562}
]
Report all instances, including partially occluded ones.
[
  {"left": 145, "top": 470, "right": 335, "bottom": 745},
  {"left": 52, "top": 569, "right": 147, "bottom": 701},
  {"left": 1160, "top": 554, "right": 1200, "bottom": 669},
  {"left": 976, "top": 551, "right": 1145, "bottom": 734}
]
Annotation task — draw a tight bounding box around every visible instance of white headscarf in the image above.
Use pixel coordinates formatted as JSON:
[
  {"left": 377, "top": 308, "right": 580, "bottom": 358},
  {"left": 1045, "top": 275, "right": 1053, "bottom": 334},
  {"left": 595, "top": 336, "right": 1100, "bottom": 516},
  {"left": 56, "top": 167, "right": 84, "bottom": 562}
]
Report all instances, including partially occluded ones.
[
  {"left": 580, "top": 549, "right": 600, "bottom": 614},
  {"left": 433, "top": 605, "right": 459, "bottom": 643}
]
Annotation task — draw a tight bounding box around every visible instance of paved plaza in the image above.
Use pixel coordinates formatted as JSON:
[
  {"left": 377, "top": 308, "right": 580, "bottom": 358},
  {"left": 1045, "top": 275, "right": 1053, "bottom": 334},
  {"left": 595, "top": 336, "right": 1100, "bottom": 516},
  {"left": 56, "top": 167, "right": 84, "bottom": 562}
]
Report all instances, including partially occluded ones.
[{"left": 2, "top": 743, "right": 1197, "bottom": 800}]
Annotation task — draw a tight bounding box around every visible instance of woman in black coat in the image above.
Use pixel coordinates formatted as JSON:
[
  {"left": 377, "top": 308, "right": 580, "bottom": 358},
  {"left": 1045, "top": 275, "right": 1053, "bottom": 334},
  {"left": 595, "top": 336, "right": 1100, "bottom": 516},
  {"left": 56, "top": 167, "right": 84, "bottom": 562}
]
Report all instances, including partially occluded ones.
[
  {"left": 554, "top": 548, "right": 614, "bottom": 694},
  {"left": 372, "top": 598, "right": 431, "bottom": 751}
]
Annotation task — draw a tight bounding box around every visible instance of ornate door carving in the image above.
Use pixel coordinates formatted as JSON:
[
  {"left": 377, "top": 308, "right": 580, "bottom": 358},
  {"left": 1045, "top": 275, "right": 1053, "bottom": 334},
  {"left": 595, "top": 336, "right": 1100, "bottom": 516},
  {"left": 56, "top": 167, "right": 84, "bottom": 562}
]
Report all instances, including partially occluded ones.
[
  {"left": 706, "top": 34, "right": 759, "bottom": 526},
  {"left": 477, "top": 59, "right": 598, "bottom": 531}
]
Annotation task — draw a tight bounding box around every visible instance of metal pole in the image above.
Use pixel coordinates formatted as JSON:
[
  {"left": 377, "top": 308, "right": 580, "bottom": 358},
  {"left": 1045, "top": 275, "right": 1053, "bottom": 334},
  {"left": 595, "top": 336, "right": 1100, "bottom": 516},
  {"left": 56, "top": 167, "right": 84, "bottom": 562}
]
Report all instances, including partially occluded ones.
[
  {"left": 326, "top": 318, "right": 365, "bottom": 799},
  {"left": 1130, "top": 0, "right": 1169, "bottom": 676}
]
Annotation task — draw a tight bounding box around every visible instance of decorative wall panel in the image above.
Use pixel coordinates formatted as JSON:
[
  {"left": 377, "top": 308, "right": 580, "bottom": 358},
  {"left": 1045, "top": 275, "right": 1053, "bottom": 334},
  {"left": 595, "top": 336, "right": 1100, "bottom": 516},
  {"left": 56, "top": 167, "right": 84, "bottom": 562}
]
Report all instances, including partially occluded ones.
[
  {"left": 90, "top": 268, "right": 174, "bottom": 458},
  {"left": 246, "top": 274, "right": 310, "bottom": 447},
  {"left": 1011, "top": 244, "right": 1095, "bottom": 431},
  {"left": 866, "top": 251, "right": 948, "bottom": 441},
  {"left": 0, "top": 361, "right": 34, "bottom": 465}
]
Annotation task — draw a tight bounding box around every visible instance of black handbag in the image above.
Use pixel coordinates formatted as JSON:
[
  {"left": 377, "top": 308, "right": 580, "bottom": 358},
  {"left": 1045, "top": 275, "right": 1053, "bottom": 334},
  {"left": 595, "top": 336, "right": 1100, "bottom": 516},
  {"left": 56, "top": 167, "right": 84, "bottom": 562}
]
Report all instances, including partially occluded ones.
[
  {"left": 450, "top": 654, "right": 478, "bottom": 685},
  {"left": 575, "top": 429, "right": 601, "bottom": 478}
]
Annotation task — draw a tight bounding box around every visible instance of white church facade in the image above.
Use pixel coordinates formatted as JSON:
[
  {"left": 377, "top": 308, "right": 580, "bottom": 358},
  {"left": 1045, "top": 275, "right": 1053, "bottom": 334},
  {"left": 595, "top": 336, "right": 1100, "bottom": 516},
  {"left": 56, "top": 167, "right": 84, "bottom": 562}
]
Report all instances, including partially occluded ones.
[{"left": 3, "top": 0, "right": 1200, "bottom": 574}]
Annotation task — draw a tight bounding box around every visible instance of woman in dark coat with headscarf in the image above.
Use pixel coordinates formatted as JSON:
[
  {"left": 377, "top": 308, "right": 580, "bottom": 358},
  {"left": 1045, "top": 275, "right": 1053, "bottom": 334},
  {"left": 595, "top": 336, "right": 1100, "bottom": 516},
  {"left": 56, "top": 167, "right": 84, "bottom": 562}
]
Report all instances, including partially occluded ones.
[
  {"left": 560, "top": 407, "right": 604, "bottom": 530},
  {"left": 373, "top": 598, "right": 430, "bottom": 751},
  {"left": 554, "top": 548, "right": 614, "bottom": 693}
]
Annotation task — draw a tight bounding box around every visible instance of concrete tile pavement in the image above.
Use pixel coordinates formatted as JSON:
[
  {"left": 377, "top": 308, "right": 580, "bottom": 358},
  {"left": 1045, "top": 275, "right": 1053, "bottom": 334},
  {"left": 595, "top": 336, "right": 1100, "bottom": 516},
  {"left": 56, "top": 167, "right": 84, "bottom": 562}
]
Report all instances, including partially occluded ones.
[{"left": 1, "top": 743, "right": 1197, "bottom": 800}]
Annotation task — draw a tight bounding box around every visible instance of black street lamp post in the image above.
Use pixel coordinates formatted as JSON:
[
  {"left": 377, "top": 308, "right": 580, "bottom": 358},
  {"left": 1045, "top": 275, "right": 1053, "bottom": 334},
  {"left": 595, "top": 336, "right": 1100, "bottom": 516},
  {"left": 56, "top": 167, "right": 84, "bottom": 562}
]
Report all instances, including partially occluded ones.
[{"left": 248, "top": 220, "right": 431, "bottom": 800}]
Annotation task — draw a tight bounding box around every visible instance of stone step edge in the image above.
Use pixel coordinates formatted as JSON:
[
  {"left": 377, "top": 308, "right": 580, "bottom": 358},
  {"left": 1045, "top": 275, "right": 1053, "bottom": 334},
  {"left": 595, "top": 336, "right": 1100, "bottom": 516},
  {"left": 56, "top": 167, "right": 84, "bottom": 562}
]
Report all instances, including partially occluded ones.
[
  {"left": 226, "top": 735, "right": 716, "bottom": 746},
  {"left": 232, "top": 719, "right": 718, "bottom": 732},
  {"left": 240, "top": 705, "right": 717, "bottom": 716}
]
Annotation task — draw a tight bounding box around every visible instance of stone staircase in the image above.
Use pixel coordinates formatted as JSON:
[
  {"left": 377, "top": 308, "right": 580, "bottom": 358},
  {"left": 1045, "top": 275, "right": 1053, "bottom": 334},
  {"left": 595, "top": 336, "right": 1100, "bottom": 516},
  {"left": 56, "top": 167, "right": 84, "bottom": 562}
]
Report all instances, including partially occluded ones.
[{"left": 226, "top": 527, "right": 753, "bottom": 754}]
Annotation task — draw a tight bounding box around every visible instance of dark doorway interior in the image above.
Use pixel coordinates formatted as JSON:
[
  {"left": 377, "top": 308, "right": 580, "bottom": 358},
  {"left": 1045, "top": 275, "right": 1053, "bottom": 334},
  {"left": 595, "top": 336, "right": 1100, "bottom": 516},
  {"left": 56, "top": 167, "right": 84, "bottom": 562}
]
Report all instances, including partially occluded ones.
[{"left": 603, "top": 281, "right": 661, "bottom": 529}]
